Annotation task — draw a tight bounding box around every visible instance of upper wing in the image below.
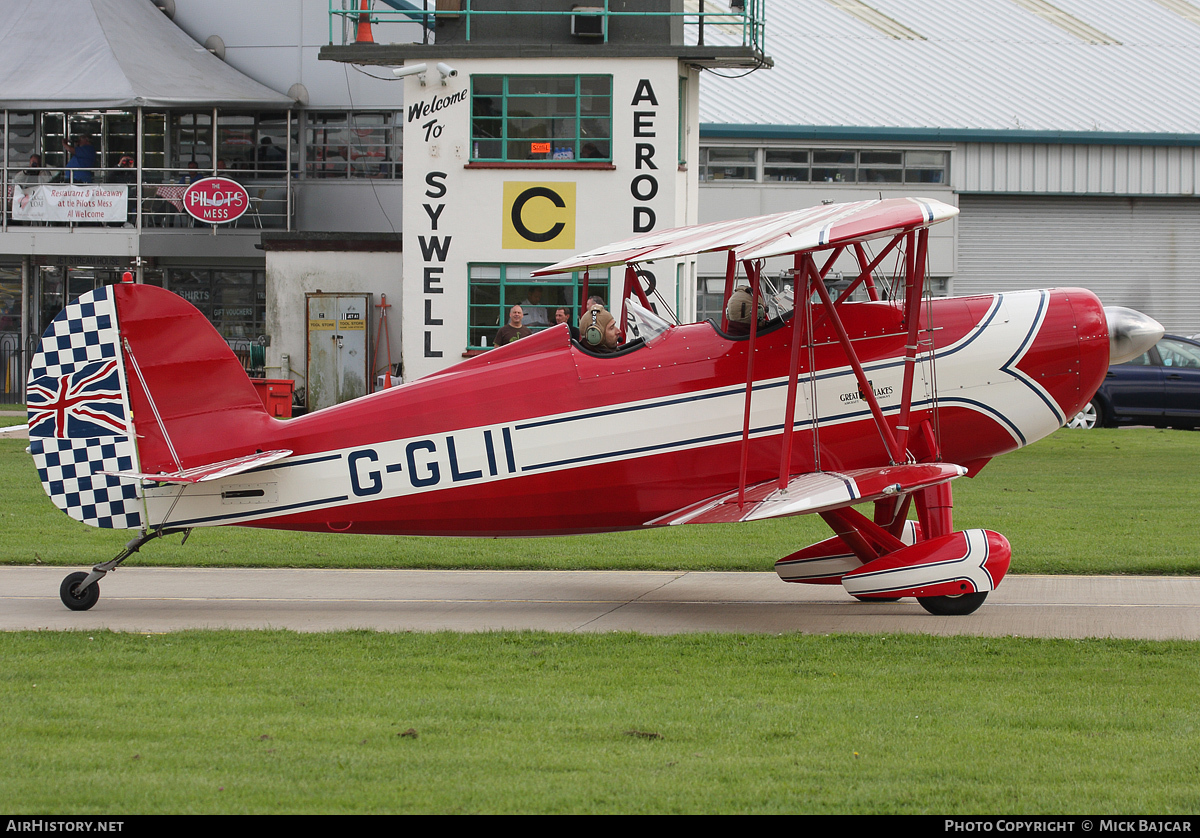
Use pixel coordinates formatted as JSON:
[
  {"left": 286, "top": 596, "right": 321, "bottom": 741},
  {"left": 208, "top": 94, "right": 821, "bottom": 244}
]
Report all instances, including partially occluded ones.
[
  {"left": 646, "top": 463, "right": 966, "bottom": 526},
  {"left": 534, "top": 197, "right": 958, "bottom": 275}
]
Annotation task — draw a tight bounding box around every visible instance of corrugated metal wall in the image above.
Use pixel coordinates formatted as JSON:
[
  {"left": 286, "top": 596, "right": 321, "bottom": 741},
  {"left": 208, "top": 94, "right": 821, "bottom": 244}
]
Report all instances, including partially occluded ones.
[
  {"left": 959, "top": 144, "right": 1200, "bottom": 196},
  {"left": 954, "top": 195, "right": 1200, "bottom": 333}
]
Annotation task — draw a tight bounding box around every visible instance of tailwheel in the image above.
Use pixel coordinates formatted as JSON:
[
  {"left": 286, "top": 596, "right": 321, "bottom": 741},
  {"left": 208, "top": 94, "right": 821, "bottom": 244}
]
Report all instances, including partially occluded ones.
[
  {"left": 60, "top": 571, "right": 100, "bottom": 612},
  {"left": 54, "top": 528, "right": 192, "bottom": 612},
  {"left": 917, "top": 592, "right": 988, "bottom": 616}
]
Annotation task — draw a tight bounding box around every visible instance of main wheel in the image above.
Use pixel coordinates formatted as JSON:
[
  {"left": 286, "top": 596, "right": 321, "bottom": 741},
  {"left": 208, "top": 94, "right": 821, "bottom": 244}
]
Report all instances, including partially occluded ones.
[
  {"left": 60, "top": 571, "right": 99, "bottom": 612},
  {"left": 1067, "top": 399, "right": 1102, "bottom": 429},
  {"left": 917, "top": 592, "right": 987, "bottom": 615}
]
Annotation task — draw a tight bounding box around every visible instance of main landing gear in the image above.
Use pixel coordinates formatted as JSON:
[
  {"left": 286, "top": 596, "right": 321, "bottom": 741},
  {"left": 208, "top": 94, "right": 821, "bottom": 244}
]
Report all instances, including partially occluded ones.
[
  {"left": 58, "top": 527, "right": 191, "bottom": 612},
  {"left": 775, "top": 483, "right": 1012, "bottom": 616}
]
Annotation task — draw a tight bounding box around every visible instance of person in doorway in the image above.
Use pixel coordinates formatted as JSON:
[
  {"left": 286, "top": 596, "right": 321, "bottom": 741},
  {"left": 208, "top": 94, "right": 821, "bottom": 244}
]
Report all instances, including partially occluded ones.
[{"left": 493, "top": 305, "right": 532, "bottom": 346}]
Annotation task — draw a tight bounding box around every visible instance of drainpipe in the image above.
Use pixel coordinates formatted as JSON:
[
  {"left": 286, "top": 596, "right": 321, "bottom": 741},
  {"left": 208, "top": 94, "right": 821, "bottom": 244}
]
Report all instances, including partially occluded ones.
[
  {"left": 287, "top": 108, "right": 293, "bottom": 231},
  {"left": 136, "top": 107, "right": 143, "bottom": 231},
  {"left": 20, "top": 256, "right": 30, "bottom": 395}
]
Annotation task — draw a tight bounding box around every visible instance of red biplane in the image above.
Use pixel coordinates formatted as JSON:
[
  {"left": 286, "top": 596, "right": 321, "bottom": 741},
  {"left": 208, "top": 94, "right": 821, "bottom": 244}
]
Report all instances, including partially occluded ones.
[{"left": 27, "top": 197, "right": 1161, "bottom": 615}]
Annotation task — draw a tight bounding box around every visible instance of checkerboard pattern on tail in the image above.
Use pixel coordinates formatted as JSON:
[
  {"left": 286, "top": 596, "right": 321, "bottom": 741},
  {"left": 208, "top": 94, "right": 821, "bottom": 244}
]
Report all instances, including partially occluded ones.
[{"left": 26, "top": 286, "right": 144, "bottom": 530}]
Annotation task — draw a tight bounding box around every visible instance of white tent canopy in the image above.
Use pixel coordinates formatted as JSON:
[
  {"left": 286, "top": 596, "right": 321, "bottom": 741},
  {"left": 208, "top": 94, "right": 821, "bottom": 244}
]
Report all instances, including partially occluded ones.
[{"left": 0, "top": 0, "right": 294, "bottom": 110}]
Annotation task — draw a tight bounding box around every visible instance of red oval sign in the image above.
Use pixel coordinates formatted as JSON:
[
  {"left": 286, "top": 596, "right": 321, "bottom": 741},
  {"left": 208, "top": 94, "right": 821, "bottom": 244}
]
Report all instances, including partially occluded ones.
[{"left": 183, "top": 177, "right": 251, "bottom": 224}]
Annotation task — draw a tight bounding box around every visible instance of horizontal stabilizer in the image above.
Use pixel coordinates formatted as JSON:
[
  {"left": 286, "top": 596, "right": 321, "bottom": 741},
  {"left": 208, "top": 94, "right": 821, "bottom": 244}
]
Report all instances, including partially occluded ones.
[
  {"left": 103, "top": 449, "right": 292, "bottom": 484},
  {"left": 647, "top": 463, "right": 966, "bottom": 526}
]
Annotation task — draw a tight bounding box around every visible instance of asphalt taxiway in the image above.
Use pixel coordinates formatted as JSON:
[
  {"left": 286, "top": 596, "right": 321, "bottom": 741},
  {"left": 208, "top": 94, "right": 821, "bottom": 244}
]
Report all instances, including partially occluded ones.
[{"left": 2, "top": 567, "right": 1198, "bottom": 639}]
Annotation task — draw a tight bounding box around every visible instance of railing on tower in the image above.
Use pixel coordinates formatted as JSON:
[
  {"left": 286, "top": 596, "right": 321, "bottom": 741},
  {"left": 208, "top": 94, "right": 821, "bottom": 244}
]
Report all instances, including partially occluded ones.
[{"left": 328, "top": 0, "right": 766, "bottom": 54}]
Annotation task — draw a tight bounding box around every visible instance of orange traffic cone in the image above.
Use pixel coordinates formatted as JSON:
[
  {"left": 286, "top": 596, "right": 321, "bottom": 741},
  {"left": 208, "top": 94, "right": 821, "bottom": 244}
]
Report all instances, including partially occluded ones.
[{"left": 355, "top": 0, "right": 374, "bottom": 43}]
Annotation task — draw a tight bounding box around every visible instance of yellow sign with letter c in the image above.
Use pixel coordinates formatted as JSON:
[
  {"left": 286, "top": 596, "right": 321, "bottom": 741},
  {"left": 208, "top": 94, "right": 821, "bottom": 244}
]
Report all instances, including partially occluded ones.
[{"left": 502, "top": 182, "right": 576, "bottom": 249}]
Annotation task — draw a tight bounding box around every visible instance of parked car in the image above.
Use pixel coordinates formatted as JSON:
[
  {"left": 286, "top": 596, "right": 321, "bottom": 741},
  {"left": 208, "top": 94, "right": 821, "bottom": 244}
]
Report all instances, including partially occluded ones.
[{"left": 1068, "top": 334, "right": 1200, "bottom": 429}]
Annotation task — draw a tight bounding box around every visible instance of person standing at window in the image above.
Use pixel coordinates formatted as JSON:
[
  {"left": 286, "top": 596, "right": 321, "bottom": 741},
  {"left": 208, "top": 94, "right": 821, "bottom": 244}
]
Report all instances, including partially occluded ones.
[
  {"left": 555, "top": 307, "right": 579, "bottom": 341},
  {"left": 519, "top": 287, "right": 549, "bottom": 327},
  {"left": 63, "top": 135, "right": 96, "bottom": 183},
  {"left": 493, "top": 305, "right": 532, "bottom": 346}
]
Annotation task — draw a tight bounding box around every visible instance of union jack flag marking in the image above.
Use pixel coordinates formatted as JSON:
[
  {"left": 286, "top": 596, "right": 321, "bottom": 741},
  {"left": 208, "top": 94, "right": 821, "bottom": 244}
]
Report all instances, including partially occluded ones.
[
  {"left": 28, "top": 359, "right": 128, "bottom": 438},
  {"left": 27, "top": 285, "right": 143, "bottom": 529}
]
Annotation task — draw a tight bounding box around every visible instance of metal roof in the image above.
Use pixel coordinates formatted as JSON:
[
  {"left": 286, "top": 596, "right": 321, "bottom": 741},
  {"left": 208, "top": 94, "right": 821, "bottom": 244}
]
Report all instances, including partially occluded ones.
[{"left": 699, "top": 0, "right": 1200, "bottom": 140}]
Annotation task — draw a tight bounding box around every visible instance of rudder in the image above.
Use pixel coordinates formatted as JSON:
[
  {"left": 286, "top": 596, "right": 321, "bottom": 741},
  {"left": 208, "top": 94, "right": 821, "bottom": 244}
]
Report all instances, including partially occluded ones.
[
  {"left": 27, "top": 286, "right": 142, "bottom": 529},
  {"left": 27, "top": 282, "right": 276, "bottom": 529}
]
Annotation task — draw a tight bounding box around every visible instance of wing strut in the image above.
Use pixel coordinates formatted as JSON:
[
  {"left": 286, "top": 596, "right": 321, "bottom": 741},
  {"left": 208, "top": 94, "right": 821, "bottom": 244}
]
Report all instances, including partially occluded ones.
[
  {"left": 776, "top": 252, "right": 814, "bottom": 490},
  {"left": 895, "top": 228, "right": 929, "bottom": 454},
  {"left": 820, "top": 506, "right": 908, "bottom": 563},
  {"left": 808, "top": 260, "right": 905, "bottom": 465},
  {"left": 736, "top": 259, "right": 763, "bottom": 508},
  {"left": 719, "top": 249, "right": 737, "bottom": 333},
  {"left": 846, "top": 238, "right": 904, "bottom": 304}
]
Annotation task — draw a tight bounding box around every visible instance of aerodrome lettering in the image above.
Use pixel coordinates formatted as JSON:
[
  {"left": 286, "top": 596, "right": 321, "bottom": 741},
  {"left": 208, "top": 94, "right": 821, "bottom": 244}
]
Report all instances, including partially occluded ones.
[{"left": 630, "top": 79, "right": 659, "bottom": 233}]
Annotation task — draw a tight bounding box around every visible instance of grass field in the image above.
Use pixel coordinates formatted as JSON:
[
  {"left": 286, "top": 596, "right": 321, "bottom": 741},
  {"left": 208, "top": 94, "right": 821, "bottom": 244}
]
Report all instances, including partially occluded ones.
[
  {"left": 3, "top": 631, "right": 1199, "bottom": 814},
  {"left": 1, "top": 426, "right": 1197, "bottom": 575}
]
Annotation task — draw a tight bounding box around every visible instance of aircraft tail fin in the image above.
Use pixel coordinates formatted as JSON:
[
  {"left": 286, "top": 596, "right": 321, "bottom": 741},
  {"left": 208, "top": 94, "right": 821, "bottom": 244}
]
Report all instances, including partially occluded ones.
[{"left": 27, "top": 282, "right": 275, "bottom": 529}]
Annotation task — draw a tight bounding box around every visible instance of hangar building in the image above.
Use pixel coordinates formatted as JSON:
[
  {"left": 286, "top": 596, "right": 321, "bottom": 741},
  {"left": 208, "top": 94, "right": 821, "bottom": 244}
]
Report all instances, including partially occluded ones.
[{"left": 695, "top": 0, "right": 1200, "bottom": 333}]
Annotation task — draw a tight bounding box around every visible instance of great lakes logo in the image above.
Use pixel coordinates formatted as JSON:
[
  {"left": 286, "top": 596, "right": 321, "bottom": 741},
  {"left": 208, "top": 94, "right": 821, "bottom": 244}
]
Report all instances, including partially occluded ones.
[{"left": 840, "top": 380, "right": 894, "bottom": 404}]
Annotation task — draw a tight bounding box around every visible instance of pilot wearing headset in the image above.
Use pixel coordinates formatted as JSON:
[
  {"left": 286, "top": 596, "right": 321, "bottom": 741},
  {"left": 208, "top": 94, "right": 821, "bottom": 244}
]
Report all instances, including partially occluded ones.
[
  {"left": 725, "top": 285, "right": 767, "bottom": 336},
  {"left": 578, "top": 304, "right": 621, "bottom": 353}
]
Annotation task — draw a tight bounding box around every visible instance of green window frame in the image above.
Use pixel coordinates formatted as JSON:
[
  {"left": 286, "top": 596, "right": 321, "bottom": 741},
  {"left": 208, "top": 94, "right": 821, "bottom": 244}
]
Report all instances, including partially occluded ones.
[
  {"left": 468, "top": 263, "right": 610, "bottom": 349},
  {"left": 471, "top": 75, "right": 612, "bottom": 163}
]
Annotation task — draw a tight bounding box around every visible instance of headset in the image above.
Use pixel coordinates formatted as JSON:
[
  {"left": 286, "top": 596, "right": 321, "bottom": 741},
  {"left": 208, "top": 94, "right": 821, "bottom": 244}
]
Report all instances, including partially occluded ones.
[{"left": 584, "top": 307, "right": 604, "bottom": 346}]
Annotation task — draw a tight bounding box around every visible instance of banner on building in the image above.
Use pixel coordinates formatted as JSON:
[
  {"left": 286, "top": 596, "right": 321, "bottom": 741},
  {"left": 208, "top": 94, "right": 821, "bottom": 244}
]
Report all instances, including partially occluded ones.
[{"left": 11, "top": 184, "right": 128, "bottom": 223}]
